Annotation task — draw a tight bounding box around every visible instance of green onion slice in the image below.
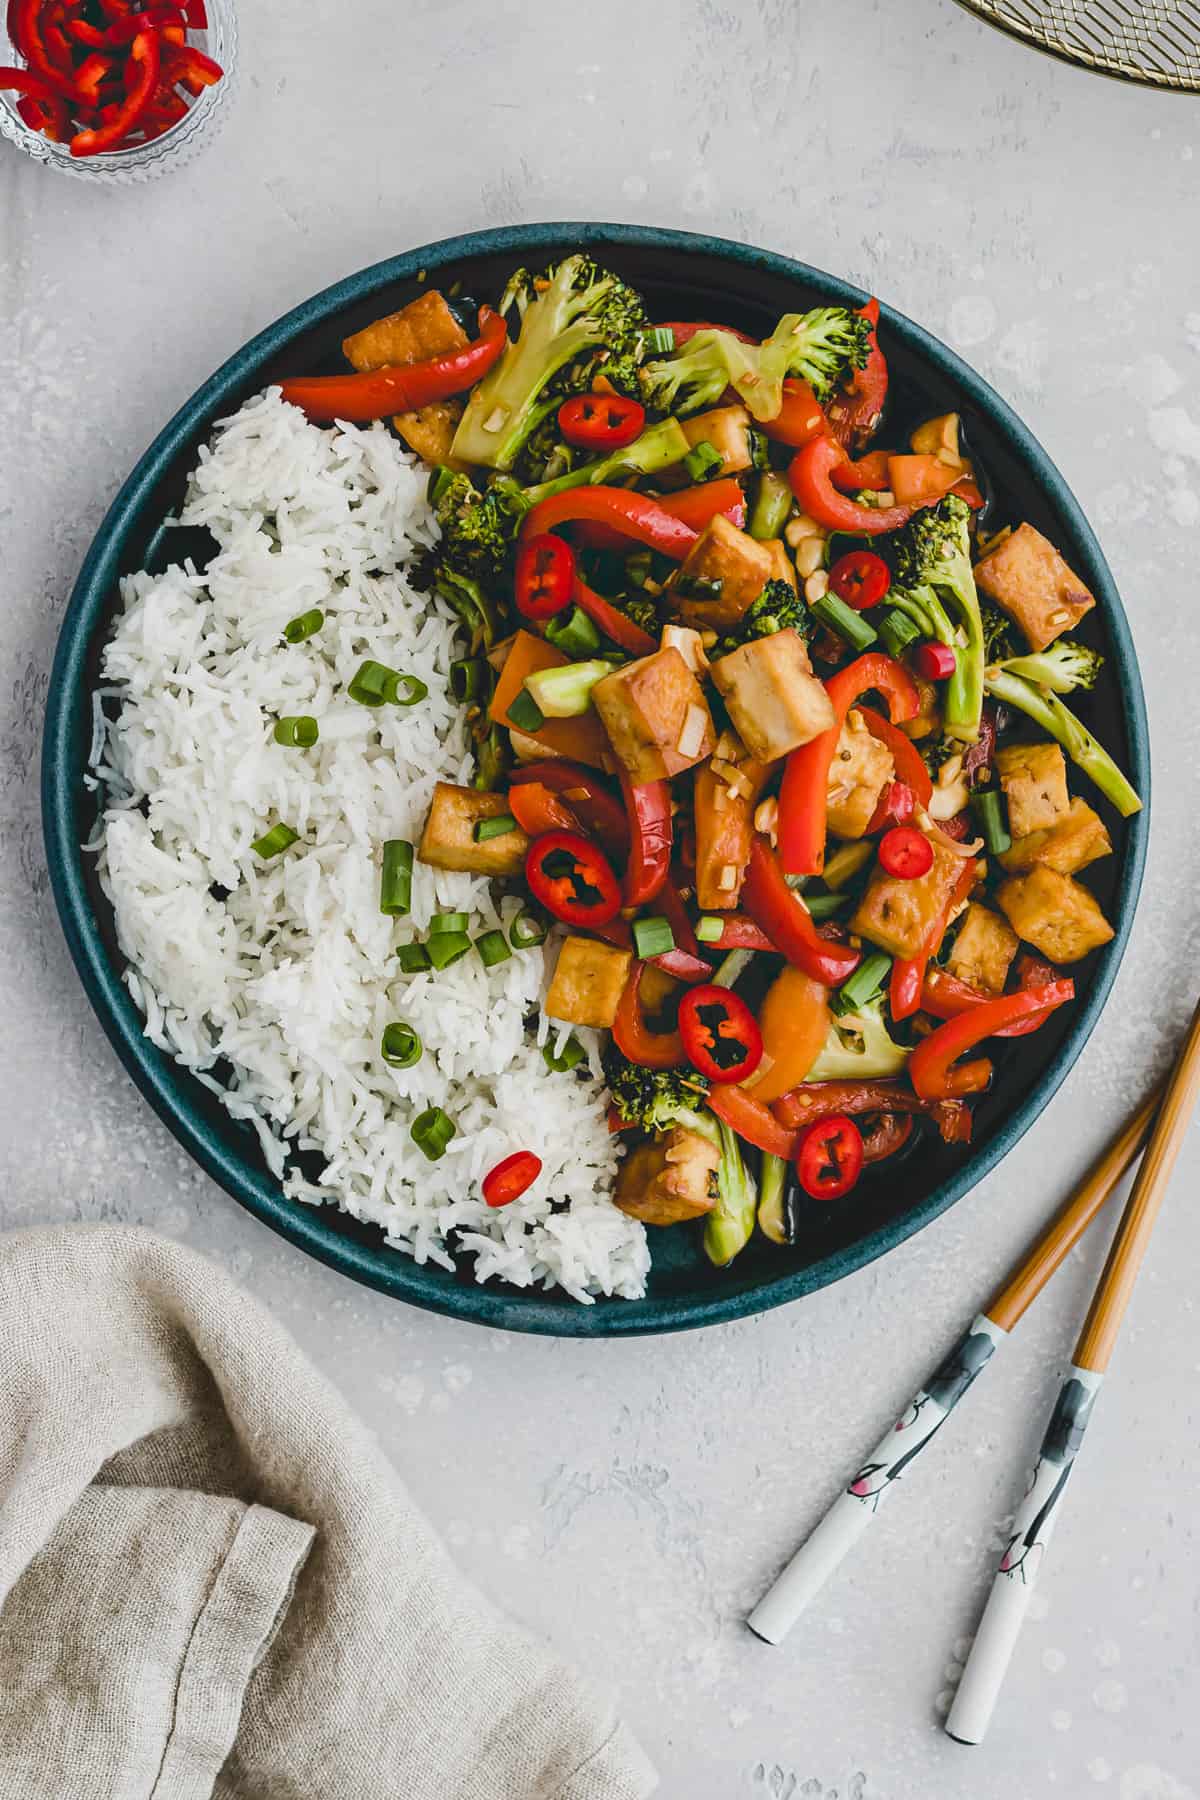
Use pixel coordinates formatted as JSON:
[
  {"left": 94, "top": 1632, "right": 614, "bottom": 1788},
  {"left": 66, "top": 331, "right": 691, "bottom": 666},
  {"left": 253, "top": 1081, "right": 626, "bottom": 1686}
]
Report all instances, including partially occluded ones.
[
  {"left": 474, "top": 814, "right": 518, "bottom": 842},
  {"left": 833, "top": 951, "right": 893, "bottom": 1017},
  {"left": 251, "top": 822, "right": 299, "bottom": 860},
  {"left": 506, "top": 687, "right": 545, "bottom": 733},
  {"left": 380, "top": 840, "right": 414, "bottom": 916},
  {"left": 475, "top": 929, "right": 512, "bottom": 968},
  {"left": 973, "top": 788, "right": 1012, "bottom": 856},
  {"left": 411, "top": 1105, "right": 456, "bottom": 1161},
  {"left": 426, "top": 930, "right": 472, "bottom": 971},
  {"left": 632, "top": 915, "right": 675, "bottom": 959},
  {"left": 810, "top": 592, "right": 879, "bottom": 653},
  {"left": 545, "top": 605, "right": 602, "bottom": 660},
  {"left": 450, "top": 658, "right": 485, "bottom": 702},
  {"left": 381, "top": 1022, "right": 422, "bottom": 1068},
  {"left": 878, "top": 607, "right": 923, "bottom": 660},
  {"left": 283, "top": 609, "right": 324, "bottom": 644},
  {"left": 348, "top": 660, "right": 428, "bottom": 708},
  {"left": 429, "top": 911, "right": 469, "bottom": 936},
  {"left": 543, "top": 1035, "right": 585, "bottom": 1073},
  {"left": 682, "top": 441, "right": 723, "bottom": 482},
  {"left": 803, "top": 890, "right": 849, "bottom": 921},
  {"left": 396, "top": 942, "right": 431, "bottom": 974},
  {"left": 509, "top": 910, "right": 548, "bottom": 949},
  {"left": 427, "top": 464, "right": 457, "bottom": 506},
  {"left": 695, "top": 915, "right": 724, "bottom": 945},
  {"left": 273, "top": 715, "right": 319, "bottom": 748}
]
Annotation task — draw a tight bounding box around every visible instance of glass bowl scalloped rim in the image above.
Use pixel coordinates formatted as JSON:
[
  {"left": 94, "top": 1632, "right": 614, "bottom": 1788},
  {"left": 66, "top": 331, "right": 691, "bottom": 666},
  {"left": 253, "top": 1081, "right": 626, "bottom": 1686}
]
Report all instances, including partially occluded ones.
[{"left": 40, "top": 221, "right": 1151, "bottom": 1338}]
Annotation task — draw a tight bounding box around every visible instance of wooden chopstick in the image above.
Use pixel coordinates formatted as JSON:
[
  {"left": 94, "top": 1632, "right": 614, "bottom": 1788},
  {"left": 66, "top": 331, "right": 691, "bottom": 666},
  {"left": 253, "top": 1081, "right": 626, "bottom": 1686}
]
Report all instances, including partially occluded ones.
[
  {"left": 746, "top": 1082, "right": 1160, "bottom": 1648},
  {"left": 948, "top": 1001, "right": 1200, "bottom": 1745}
]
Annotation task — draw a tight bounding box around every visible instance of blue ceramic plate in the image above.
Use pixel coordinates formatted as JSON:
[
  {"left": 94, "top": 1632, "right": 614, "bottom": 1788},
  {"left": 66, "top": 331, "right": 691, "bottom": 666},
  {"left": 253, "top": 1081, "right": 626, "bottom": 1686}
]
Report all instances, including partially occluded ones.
[{"left": 41, "top": 224, "right": 1150, "bottom": 1336}]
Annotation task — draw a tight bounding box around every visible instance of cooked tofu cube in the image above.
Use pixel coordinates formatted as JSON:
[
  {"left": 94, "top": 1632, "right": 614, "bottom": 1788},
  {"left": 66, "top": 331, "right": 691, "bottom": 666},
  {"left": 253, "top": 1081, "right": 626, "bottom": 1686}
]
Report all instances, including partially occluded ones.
[
  {"left": 974, "top": 522, "right": 1095, "bottom": 652},
  {"left": 545, "top": 935, "right": 633, "bottom": 1030},
  {"left": 681, "top": 404, "right": 755, "bottom": 476},
  {"left": 825, "top": 709, "right": 894, "bottom": 839},
  {"left": 763, "top": 537, "right": 798, "bottom": 593},
  {"left": 694, "top": 744, "right": 770, "bottom": 910},
  {"left": 996, "top": 742, "right": 1070, "bottom": 838},
  {"left": 999, "top": 797, "right": 1113, "bottom": 876},
  {"left": 674, "top": 514, "right": 776, "bottom": 632},
  {"left": 710, "top": 630, "right": 836, "bottom": 763},
  {"left": 342, "top": 291, "right": 469, "bottom": 469},
  {"left": 851, "top": 840, "right": 970, "bottom": 960},
  {"left": 946, "top": 902, "right": 1020, "bottom": 994},
  {"left": 996, "top": 867, "right": 1114, "bottom": 963},
  {"left": 417, "top": 783, "right": 528, "bottom": 876},
  {"left": 592, "top": 646, "right": 715, "bottom": 783},
  {"left": 613, "top": 1127, "right": 721, "bottom": 1225}
]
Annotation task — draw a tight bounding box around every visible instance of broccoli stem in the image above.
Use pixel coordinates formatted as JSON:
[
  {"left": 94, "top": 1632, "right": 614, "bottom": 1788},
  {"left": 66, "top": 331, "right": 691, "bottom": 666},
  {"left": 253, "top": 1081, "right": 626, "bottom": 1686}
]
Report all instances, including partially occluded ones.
[
  {"left": 749, "top": 471, "right": 793, "bottom": 540},
  {"left": 704, "top": 1119, "right": 759, "bottom": 1268},
  {"left": 434, "top": 569, "right": 500, "bottom": 651},
  {"left": 983, "top": 668, "right": 1142, "bottom": 818},
  {"left": 757, "top": 1152, "right": 791, "bottom": 1245},
  {"left": 523, "top": 659, "right": 610, "bottom": 719},
  {"left": 522, "top": 418, "right": 690, "bottom": 506},
  {"left": 711, "top": 948, "right": 755, "bottom": 989}
]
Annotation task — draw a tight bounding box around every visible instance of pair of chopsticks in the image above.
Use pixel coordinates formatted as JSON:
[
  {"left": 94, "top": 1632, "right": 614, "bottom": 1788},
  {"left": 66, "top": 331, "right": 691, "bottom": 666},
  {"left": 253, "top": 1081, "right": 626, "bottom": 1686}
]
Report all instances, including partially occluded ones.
[{"left": 747, "top": 997, "right": 1200, "bottom": 1744}]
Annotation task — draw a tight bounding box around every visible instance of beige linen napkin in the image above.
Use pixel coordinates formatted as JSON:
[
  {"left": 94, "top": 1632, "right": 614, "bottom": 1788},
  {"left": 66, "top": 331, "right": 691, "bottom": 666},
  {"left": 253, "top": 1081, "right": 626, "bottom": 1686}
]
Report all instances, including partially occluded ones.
[{"left": 0, "top": 1224, "right": 657, "bottom": 1800}]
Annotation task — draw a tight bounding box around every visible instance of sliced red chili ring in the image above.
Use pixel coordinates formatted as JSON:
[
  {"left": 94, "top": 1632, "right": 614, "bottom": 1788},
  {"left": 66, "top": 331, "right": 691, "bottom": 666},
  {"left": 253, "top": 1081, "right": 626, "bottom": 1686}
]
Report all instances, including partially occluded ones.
[
  {"left": 514, "top": 532, "right": 575, "bottom": 622},
  {"left": 877, "top": 825, "right": 934, "bottom": 880},
  {"left": 524, "top": 830, "right": 622, "bottom": 927},
  {"left": 677, "top": 984, "right": 763, "bottom": 1085},
  {"left": 482, "top": 1149, "right": 542, "bottom": 1208},
  {"left": 558, "top": 392, "right": 646, "bottom": 450},
  {"left": 912, "top": 641, "right": 957, "bottom": 681},
  {"left": 828, "top": 549, "right": 891, "bottom": 611},
  {"left": 796, "top": 1114, "right": 864, "bottom": 1201}
]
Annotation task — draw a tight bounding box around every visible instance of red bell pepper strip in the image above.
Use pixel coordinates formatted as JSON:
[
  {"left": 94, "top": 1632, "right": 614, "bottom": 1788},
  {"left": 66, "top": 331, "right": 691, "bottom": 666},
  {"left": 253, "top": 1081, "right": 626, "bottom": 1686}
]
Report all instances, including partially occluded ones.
[
  {"left": 857, "top": 706, "right": 933, "bottom": 809},
  {"left": 761, "top": 377, "right": 827, "bottom": 448},
  {"left": 0, "top": 60, "right": 71, "bottom": 100},
  {"left": 183, "top": 0, "right": 206, "bottom": 22},
  {"left": 508, "top": 761, "right": 628, "bottom": 857},
  {"left": 64, "top": 13, "right": 108, "bottom": 44},
  {"left": 160, "top": 40, "right": 221, "bottom": 91},
  {"left": 14, "top": 86, "right": 66, "bottom": 134},
  {"left": 860, "top": 1111, "right": 915, "bottom": 1164},
  {"left": 702, "top": 914, "right": 775, "bottom": 952},
  {"left": 864, "top": 779, "right": 914, "bottom": 836},
  {"left": 507, "top": 780, "right": 579, "bottom": 839},
  {"left": 830, "top": 449, "right": 892, "bottom": 494},
  {"left": 618, "top": 769, "right": 671, "bottom": 907},
  {"left": 569, "top": 479, "right": 745, "bottom": 552},
  {"left": 657, "top": 321, "right": 757, "bottom": 347},
  {"left": 951, "top": 476, "right": 984, "bottom": 510},
  {"left": 788, "top": 436, "right": 917, "bottom": 537},
  {"left": 710, "top": 1083, "right": 798, "bottom": 1158},
  {"left": 73, "top": 50, "right": 114, "bottom": 102},
  {"left": 742, "top": 836, "right": 861, "bottom": 987},
  {"left": 612, "top": 962, "right": 685, "bottom": 1069},
  {"left": 102, "top": 4, "right": 184, "bottom": 42},
  {"left": 70, "top": 24, "right": 158, "bottom": 153},
  {"left": 524, "top": 487, "right": 699, "bottom": 561},
  {"left": 826, "top": 298, "right": 888, "bottom": 453},
  {"left": 571, "top": 576, "right": 657, "bottom": 655},
  {"left": 650, "top": 877, "right": 712, "bottom": 985},
  {"left": 772, "top": 1079, "right": 973, "bottom": 1146},
  {"left": 889, "top": 853, "right": 978, "bottom": 1023},
  {"left": 679, "top": 984, "right": 763, "bottom": 1084},
  {"left": 910, "top": 981, "right": 1076, "bottom": 1101},
  {"left": 777, "top": 652, "right": 920, "bottom": 876},
  {"left": 921, "top": 961, "right": 1074, "bottom": 1040},
  {"left": 14, "top": 0, "right": 81, "bottom": 94},
  {"left": 279, "top": 308, "right": 507, "bottom": 425}
]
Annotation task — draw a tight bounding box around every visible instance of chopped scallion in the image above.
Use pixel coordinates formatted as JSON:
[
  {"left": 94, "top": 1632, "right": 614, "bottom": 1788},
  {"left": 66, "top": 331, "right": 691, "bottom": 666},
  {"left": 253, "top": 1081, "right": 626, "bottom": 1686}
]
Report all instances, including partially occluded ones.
[
  {"left": 450, "top": 658, "right": 486, "bottom": 702},
  {"left": 682, "top": 441, "right": 723, "bottom": 482},
  {"left": 878, "top": 607, "right": 923, "bottom": 660},
  {"left": 475, "top": 929, "right": 512, "bottom": 968},
  {"left": 509, "top": 910, "right": 548, "bottom": 949},
  {"left": 545, "top": 605, "right": 602, "bottom": 660},
  {"left": 251, "top": 822, "right": 299, "bottom": 860},
  {"left": 803, "top": 890, "right": 849, "bottom": 920},
  {"left": 380, "top": 839, "right": 414, "bottom": 916},
  {"left": 474, "top": 813, "right": 518, "bottom": 842},
  {"left": 381, "top": 1022, "right": 422, "bottom": 1068},
  {"left": 506, "top": 687, "right": 546, "bottom": 733},
  {"left": 973, "top": 788, "right": 1012, "bottom": 855},
  {"left": 426, "top": 930, "right": 472, "bottom": 971},
  {"left": 810, "top": 592, "right": 879, "bottom": 652},
  {"left": 695, "top": 915, "right": 724, "bottom": 944},
  {"left": 833, "top": 951, "right": 893, "bottom": 1017},
  {"left": 283, "top": 609, "right": 324, "bottom": 644},
  {"left": 543, "top": 1036, "right": 585, "bottom": 1073},
  {"left": 348, "top": 660, "right": 428, "bottom": 708},
  {"left": 632, "top": 915, "right": 675, "bottom": 959},
  {"left": 429, "top": 911, "right": 469, "bottom": 936},
  {"left": 273, "top": 715, "right": 319, "bottom": 748},
  {"left": 396, "top": 942, "right": 431, "bottom": 973},
  {"left": 411, "top": 1105, "right": 456, "bottom": 1161}
]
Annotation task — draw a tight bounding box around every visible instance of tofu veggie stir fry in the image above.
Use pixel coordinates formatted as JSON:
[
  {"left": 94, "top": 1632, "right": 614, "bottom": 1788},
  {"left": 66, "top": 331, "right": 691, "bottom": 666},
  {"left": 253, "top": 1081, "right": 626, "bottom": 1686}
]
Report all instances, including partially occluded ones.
[{"left": 280, "top": 258, "right": 1141, "bottom": 1270}]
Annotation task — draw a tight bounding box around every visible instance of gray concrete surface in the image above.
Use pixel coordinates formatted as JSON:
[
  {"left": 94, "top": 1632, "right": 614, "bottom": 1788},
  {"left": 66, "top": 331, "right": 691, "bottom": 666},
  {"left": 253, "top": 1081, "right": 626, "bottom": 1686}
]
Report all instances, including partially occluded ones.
[{"left": 3, "top": 3, "right": 1199, "bottom": 1794}]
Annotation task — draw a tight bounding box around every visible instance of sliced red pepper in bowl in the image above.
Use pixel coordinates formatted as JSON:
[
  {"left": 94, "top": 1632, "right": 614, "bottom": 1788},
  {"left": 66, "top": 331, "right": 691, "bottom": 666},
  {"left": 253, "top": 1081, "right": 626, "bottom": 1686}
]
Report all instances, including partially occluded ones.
[
  {"left": 70, "top": 22, "right": 157, "bottom": 154},
  {"left": 279, "top": 308, "right": 508, "bottom": 424}
]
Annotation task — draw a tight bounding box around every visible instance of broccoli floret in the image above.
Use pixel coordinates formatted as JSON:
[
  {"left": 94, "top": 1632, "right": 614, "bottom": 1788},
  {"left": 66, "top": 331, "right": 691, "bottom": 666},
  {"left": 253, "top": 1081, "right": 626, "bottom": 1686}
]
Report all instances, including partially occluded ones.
[
  {"left": 618, "top": 590, "right": 660, "bottom": 636},
  {"left": 980, "top": 597, "right": 1015, "bottom": 662},
  {"left": 425, "top": 469, "right": 529, "bottom": 650},
  {"left": 604, "top": 1053, "right": 710, "bottom": 1132},
  {"left": 886, "top": 496, "right": 985, "bottom": 744},
  {"left": 640, "top": 306, "right": 871, "bottom": 422},
  {"left": 989, "top": 638, "right": 1104, "bottom": 695},
  {"left": 807, "top": 997, "right": 910, "bottom": 1081},
  {"left": 983, "top": 666, "right": 1142, "bottom": 818},
  {"left": 714, "top": 579, "right": 810, "bottom": 656},
  {"left": 522, "top": 417, "right": 690, "bottom": 506},
  {"left": 451, "top": 256, "right": 650, "bottom": 470}
]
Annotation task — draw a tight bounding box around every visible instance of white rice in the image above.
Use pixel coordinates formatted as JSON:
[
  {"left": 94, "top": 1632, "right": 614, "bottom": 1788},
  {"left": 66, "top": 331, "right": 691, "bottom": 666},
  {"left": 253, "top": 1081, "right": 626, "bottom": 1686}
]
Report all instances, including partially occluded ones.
[{"left": 90, "top": 389, "right": 648, "bottom": 1304}]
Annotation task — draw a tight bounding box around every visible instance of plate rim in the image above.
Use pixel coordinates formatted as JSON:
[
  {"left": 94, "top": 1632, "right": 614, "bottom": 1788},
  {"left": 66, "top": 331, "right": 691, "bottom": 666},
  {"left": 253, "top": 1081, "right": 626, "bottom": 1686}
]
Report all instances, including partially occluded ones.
[{"left": 41, "top": 220, "right": 1151, "bottom": 1337}]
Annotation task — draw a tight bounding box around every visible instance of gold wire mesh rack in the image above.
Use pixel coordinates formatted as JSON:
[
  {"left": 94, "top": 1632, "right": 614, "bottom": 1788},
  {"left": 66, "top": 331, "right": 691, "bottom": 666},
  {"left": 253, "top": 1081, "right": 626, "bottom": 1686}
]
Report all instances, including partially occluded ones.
[{"left": 953, "top": 0, "right": 1200, "bottom": 91}]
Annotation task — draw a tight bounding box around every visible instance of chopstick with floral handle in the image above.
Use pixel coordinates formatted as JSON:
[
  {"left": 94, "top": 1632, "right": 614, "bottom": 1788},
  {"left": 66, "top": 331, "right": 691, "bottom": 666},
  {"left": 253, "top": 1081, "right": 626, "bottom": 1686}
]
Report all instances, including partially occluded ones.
[
  {"left": 947, "top": 1002, "right": 1200, "bottom": 1744},
  {"left": 747, "top": 1087, "right": 1161, "bottom": 1647}
]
